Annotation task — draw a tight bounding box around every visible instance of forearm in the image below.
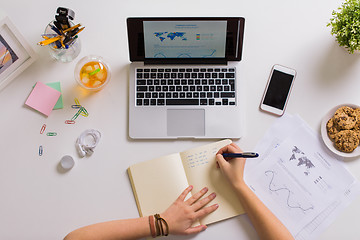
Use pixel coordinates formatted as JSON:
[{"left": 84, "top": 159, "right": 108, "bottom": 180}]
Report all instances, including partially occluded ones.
[
  {"left": 64, "top": 186, "right": 218, "bottom": 240},
  {"left": 216, "top": 144, "right": 294, "bottom": 240},
  {"left": 235, "top": 183, "right": 294, "bottom": 240},
  {"left": 64, "top": 217, "right": 151, "bottom": 240}
]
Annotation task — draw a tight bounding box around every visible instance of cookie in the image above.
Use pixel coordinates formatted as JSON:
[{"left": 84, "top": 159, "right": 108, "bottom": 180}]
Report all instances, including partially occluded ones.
[
  {"left": 353, "top": 108, "right": 360, "bottom": 130},
  {"left": 334, "top": 130, "right": 359, "bottom": 153},
  {"left": 333, "top": 106, "right": 357, "bottom": 130},
  {"left": 352, "top": 108, "right": 360, "bottom": 141},
  {"left": 326, "top": 117, "right": 340, "bottom": 141}
]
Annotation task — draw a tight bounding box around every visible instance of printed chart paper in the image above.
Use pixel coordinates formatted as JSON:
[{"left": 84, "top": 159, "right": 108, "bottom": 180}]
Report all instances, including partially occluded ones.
[{"left": 246, "top": 114, "right": 360, "bottom": 240}]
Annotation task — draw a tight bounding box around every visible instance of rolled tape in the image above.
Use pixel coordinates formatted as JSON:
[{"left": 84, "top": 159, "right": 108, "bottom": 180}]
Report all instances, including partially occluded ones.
[{"left": 60, "top": 155, "right": 75, "bottom": 170}]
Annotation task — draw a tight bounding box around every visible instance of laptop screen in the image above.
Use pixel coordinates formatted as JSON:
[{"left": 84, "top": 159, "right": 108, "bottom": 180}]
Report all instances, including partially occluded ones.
[
  {"left": 127, "top": 17, "right": 245, "bottom": 64},
  {"left": 143, "top": 21, "right": 227, "bottom": 59}
]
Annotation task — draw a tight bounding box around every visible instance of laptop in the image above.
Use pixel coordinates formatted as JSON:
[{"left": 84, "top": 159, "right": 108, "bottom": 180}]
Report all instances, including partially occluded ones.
[{"left": 127, "top": 17, "right": 245, "bottom": 139}]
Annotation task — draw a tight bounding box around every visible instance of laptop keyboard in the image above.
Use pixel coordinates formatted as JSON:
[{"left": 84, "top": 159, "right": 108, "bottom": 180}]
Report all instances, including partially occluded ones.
[{"left": 135, "top": 67, "right": 236, "bottom": 106}]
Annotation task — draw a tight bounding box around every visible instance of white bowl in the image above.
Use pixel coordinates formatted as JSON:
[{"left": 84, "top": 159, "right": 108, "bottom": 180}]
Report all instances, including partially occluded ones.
[{"left": 320, "top": 103, "right": 360, "bottom": 158}]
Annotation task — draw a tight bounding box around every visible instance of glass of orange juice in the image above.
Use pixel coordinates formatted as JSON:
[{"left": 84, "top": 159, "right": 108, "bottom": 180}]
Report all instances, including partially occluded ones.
[{"left": 74, "top": 55, "right": 111, "bottom": 91}]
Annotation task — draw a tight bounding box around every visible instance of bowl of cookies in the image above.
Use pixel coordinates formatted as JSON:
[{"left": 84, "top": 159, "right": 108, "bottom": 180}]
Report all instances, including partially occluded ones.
[{"left": 321, "top": 104, "right": 360, "bottom": 157}]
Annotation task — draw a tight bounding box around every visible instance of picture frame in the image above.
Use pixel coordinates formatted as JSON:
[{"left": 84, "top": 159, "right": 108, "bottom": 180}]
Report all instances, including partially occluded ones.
[{"left": 0, "top": 15, "right": 37, "bottom": 92}]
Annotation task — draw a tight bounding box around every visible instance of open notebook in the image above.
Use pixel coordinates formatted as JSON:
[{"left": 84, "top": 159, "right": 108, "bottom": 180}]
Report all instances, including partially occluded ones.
[{"left": 127, "top": 139, "right": 245, "bottom": 225}]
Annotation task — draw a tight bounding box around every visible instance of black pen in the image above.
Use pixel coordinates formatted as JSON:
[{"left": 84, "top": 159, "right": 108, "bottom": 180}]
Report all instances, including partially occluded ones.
[{"left": 222, "top": 152, "right": 259, "bottom": 158}]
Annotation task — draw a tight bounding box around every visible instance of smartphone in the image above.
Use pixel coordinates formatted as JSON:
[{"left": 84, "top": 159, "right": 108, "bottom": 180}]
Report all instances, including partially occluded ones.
[{"left": 260, "top": 64, "right": 296, "bottom": 116}]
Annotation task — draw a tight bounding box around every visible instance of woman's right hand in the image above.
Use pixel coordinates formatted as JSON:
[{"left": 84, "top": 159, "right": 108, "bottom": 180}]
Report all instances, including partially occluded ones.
[{"left": 216, "top": 143, "right": 247, "bottom": 189}]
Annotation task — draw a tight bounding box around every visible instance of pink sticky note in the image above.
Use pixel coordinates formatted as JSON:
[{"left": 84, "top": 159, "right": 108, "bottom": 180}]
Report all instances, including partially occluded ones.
[{"left": 25, "top": 82, "right": 61, "bottom": 116}]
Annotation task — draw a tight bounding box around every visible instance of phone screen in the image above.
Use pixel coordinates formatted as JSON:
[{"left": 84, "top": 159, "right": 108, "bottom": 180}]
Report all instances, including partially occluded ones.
[{"left": 263, "top": 70, "right": 294, "bottom": 110}]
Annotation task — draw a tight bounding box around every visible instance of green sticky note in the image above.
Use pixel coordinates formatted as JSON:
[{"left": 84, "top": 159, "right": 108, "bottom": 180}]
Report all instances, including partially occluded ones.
[{"left": 46, "top": 82, "right": 63, "bottom": 109}]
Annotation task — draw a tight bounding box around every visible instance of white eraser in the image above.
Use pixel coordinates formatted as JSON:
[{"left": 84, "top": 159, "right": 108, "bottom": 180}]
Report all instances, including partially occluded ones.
[{"left": 60, "top": 155, "right": 75, "bottom": 170}]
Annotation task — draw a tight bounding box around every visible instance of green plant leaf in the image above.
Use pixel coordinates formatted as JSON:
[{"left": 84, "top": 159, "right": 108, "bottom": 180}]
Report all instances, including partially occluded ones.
[{"left": 328, "top": 0, "right": 360, "bottom": 53}]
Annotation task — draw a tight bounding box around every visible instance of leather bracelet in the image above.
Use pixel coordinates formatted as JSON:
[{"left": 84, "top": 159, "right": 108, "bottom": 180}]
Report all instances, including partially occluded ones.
[
  {"left": 154, "top": 215, "right": 161, "bottom": 236},
  {"left": 149, "top": 215, "right": 156, "bottom": 238},
  {"left": 154, "top": 214, "right": 169, "bottom": 236}
]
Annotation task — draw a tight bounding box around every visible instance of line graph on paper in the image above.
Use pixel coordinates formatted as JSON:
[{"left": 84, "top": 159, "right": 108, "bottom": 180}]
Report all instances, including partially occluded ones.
[{"left": 264, "top": 170, "right": 314, "bottom": 213}]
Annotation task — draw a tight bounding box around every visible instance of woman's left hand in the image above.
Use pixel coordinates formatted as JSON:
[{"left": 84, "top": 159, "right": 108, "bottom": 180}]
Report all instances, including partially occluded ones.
[{"left": 160, "top": 185, "right": 219, "bottom": 235}]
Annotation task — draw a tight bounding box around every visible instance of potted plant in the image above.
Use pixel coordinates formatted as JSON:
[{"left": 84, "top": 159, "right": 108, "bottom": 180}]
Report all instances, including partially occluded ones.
[{"left": 328, "top": 0, "right": 360, "bottom": 54}]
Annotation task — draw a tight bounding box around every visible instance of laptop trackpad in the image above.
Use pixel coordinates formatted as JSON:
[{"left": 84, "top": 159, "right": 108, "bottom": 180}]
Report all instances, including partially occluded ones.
[{"left": 167, "top": 109, "right": 205, "bottom": 137}]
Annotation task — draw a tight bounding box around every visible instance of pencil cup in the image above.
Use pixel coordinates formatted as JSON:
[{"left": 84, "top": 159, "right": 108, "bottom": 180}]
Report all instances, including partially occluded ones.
[
  {"left": 74, "top": 55, "right": 111, "bottom": 91},
  {"left": 44, "top": 21, "right": 81, "bottom": 63}
]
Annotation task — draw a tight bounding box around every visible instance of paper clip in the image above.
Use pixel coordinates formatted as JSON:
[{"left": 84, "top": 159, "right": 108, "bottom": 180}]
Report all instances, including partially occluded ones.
[
  {"left": 47, "top": 132, "right": 57, "bottom": 136},
  {"left": 65, "top": 120, "right": 76, "bottom": 124},
  {"left": 74, "top": 98, "right": 81, "bottom": 106},
  {"left": 40, "top": 124, "right": 46, "bottom": 134},
  {"left": 80, "top": 107, "right": 89, "bottom": 117},
  {"left": 71, "top": 108, "right": 82, "bottom": 121},
  {"left": 39, "top": 145, "right": 43, "bottom": 156},
  {"left": 71, "top": 104, "right": 81, "bottom": 109}
]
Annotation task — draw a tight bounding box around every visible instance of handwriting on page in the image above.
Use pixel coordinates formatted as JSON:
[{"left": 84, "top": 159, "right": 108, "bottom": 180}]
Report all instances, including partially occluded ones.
[{"left": 184, "top": 147, "right": 218, "bottom": 168}]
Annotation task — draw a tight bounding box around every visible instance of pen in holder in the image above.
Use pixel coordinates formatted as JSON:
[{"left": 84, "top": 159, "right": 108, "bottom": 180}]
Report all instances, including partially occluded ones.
[{"left": 43, "top": 20, "right": 81, "bottom": 62}]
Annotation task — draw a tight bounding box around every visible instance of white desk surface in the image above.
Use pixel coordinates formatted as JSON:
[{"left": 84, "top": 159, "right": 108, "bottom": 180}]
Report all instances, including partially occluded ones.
[{"left": 1, "top": 0, "right": 360, "bottom": 239}]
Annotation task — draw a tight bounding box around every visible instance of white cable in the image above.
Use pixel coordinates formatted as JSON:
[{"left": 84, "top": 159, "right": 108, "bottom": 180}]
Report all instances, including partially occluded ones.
[{"left": 76, "top": 129, "right": 101, "bottom": 157}]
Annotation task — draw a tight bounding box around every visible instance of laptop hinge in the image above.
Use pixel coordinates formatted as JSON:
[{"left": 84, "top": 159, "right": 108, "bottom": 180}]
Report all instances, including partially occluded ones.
[{"left": 143, "top": 58, "right": 228, "bottom": 65}]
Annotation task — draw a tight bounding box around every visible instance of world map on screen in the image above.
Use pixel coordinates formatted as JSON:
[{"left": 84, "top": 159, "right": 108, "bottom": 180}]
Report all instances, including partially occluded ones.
[{"left": 154, "top": 32, "right": 187, "bottom": 42}]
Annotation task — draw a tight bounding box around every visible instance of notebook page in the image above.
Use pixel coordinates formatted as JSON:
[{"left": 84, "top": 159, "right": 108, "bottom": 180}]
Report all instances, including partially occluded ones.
[
  {"left": 128, "top": 153, "right": 189, "bottom": 217},
  {"left": 180, "top": 139, "right": 245, "bottom": 225}
]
